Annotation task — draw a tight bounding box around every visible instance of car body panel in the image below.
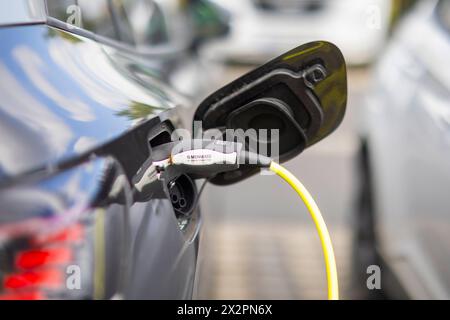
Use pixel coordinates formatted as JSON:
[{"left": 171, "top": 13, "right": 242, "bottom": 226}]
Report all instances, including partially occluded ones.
[
  {"left": 362, "top": 0, "right": 450, "bottom": 299},
  {"left": 0, "top": 4, "right": 202, "bottom": 299},
  {"left": 0, "top": 24, "right": 178, "bottom": 181}
]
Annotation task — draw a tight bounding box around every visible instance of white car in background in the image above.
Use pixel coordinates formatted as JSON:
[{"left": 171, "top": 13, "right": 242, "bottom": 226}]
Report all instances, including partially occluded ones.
[
  {"left": 200, "top": 0, "right": 393, "bottom": 65},
  {"left": 354, "top": 0, "right": 450, "bottom": 299}
]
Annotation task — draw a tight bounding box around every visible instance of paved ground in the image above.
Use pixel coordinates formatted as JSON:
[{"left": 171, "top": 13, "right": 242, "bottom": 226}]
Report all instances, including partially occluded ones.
[{"left": 196, "top": 66, "right": 371, "bottom": 299}]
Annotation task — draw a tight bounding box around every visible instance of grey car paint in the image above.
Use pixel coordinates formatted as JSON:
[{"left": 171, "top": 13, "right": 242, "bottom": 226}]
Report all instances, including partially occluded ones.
[{"left": 0, "top": 0, "right": 204, "bottom": 300}]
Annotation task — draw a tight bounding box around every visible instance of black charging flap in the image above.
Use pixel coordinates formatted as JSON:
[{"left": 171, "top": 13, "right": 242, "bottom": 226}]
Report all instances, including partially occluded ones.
[{"left": 194, "top": 41, "right": 347, "bottom": 185}]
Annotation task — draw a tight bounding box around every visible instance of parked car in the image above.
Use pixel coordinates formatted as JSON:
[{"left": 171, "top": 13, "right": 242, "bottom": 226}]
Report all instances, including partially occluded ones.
[
  {"left": 353, "top": 0, "right": 450, "bottom": 299},
  {"left": 0, "top": 0, "right": 224, "bottom": 300},
  {"left": 200, "top": 0, "right": 393, "bottom": 66}
]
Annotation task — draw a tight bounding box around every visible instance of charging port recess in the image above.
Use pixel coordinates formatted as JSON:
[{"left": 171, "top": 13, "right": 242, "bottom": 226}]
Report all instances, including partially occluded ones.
[{"left": 168, "top": 174, "right": 197, "bottom": 217}]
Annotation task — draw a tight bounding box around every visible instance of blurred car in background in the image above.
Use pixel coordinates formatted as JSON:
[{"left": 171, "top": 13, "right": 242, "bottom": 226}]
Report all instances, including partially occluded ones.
[
  {"left": 200, "top": 0, "right": 393, "bottom": 66},
  {"left": 353, "top": 0, "right": 450, "bottom": 299},
  {"left": 123, "top": 0, "right": 228, "bottom": 101},
  {"left": 0, "top": 0, "right": 225, "bottom": 300}
]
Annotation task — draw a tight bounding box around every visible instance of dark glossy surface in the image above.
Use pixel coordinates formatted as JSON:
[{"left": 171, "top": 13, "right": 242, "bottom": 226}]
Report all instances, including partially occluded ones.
[
  {"left": 0, "top": 21, "right": 200, "bottom": 299},
  {"left": 0, "top": 156, "right": 130, "bottom": 299},
  {"left": 0, "top": 24, "right": 175, "bottom": 181}
]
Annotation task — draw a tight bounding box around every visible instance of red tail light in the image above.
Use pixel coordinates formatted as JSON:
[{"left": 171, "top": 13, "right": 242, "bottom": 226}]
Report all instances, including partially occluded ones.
[
  {"left": 0, "top": 161, "right": 100, "bottom": 300},
  {"left": 31, "top": 224, "right": 84, "bottom": 246},
  {"left": 0, "top": 157, "right": 127, "bottom": 300},
  {"left": 4, "top": 269, "right": 63, "bottom": 290},
  {"left": 0, "top": 291, "right": 46, "bottom": 300},
  {"left": 16, "top": 247, "right": 72, "bottom": 270}
]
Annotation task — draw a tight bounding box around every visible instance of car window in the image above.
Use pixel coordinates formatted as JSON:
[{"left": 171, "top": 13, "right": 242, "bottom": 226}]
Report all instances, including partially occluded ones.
[
  {"left": 76, "top": 0, "right": 118, "bottom": 39},
  {"left": 46, "top": 0, "right": 77, "bottom": 23},
  {"left": 123, "top": 0, "right": 169, "bottom": 46},
  {"left": 47, "top": 0, "right": 118, "bottom": 40},
  {"left": 47, "top": 0, "right": 135, "bottom": 45},
  {"left": 110, "top": 0, "right": 136, "bottom": 45},
  {"left": 252, "top": 0, "right": 325, "bottom": 13},
  {"left": 438, "top": 0, "right": 450, "bottom": 34}
]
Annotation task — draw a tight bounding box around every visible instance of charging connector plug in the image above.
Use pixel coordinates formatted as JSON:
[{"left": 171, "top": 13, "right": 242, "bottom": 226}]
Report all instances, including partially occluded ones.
[
  {"left": 153, "top": 139, "right": 272, "bottom": 178},
  {"left": 149, "top": 139, "right": 339, "bottom": 299}
]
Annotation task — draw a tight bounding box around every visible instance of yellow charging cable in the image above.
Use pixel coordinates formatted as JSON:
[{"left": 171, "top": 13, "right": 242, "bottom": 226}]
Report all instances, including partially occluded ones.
[{"left": 269, "top": 162, "right": 339, "bottom": 300}]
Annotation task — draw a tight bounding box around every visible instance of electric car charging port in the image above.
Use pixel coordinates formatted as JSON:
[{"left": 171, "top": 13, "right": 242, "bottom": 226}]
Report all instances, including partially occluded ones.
[{"left": 168, "top": 174, "right": 196, "bottom": 218}]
